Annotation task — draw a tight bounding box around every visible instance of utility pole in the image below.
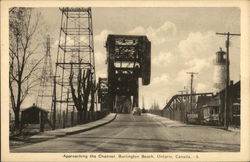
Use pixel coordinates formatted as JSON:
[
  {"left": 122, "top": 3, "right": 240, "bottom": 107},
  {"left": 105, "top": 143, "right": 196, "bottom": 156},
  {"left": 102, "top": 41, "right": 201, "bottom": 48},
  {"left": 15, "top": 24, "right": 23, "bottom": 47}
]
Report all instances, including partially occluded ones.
[
  {"left": 178, "top": 90, "right": 186, "bottom": 100},
  {"left": 52, "top": 76, "right": 59, "bottom": 130},
  {"left": 142, "top": 96, "right": 145, "bottom": 109},
  {"left": 184, "top": 86, "right": 188, "bottom": 95},
  {"left": 216, "top": 32, "right": 240, "bottom": 129},
  {"left": 187, "top": 72, "right": 198, "bottom": 112},
  {"left": 178, "top": 90, "right": 186, "bottom": 104},
  {"left": 178, "top": 90, "right": 186, "bottom": 95}
]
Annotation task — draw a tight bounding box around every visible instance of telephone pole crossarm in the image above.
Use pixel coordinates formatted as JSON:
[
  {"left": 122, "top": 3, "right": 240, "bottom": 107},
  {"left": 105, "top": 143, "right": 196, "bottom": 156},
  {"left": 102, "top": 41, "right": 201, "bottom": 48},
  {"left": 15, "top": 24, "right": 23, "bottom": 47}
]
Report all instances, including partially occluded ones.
[{"left": 216, "top": 32, "right": 241, "bottom": 36}]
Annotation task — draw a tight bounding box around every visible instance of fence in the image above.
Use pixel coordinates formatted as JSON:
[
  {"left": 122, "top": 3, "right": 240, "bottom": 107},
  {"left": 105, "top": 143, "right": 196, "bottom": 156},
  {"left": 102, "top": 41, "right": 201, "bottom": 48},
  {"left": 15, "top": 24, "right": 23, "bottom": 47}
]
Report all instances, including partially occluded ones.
[
  {"left": 149, "top": 108, "right": 187, "bottom": 123},
  {"left": 51, "top": 110, "right": 109, "bottom": 129},
  {"left": 10, "top": 110, "right": 110, "bottom": 134}
]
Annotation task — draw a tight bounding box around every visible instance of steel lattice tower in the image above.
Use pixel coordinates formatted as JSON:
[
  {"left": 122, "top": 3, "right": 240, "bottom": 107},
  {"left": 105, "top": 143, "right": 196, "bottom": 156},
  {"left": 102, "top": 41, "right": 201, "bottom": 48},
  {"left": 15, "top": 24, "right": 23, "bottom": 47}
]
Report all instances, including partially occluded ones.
[
  {"left": 36, "top": 35, "right": 53, "bottom": 109},
  {"left": 53, "top": 7, "right": 96, "bottom": 117}
]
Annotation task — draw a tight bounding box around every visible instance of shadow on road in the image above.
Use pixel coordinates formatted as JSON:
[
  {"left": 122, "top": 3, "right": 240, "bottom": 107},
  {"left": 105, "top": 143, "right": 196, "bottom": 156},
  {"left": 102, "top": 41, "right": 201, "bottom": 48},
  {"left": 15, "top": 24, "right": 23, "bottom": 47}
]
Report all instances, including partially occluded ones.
[{"left": 64, "top": 136, "right": 240, "bottom": 152}]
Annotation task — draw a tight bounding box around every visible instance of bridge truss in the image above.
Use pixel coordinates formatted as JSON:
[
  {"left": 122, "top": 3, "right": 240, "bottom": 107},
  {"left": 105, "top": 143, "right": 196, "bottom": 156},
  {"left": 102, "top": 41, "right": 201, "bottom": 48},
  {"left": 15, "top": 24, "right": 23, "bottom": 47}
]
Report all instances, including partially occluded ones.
[{"left": 163, "top": 93, "right": 213, "bottom": 122}]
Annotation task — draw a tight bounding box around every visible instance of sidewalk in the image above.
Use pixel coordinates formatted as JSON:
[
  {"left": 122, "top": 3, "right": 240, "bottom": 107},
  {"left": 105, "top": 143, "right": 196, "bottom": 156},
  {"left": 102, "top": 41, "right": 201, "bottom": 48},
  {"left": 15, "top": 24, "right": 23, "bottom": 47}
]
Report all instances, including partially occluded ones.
[
  {"left": 228, "top": 126, "right": 240, "bottom": 132},
  {"left": 29, "top": 113, "right": 117, "bottom": 140},
  {"left": 147, "top": 113, "right": 240, "bottom": 132},
  {"left": 146, "top": 113, "right": 187, "bottom": 127}
]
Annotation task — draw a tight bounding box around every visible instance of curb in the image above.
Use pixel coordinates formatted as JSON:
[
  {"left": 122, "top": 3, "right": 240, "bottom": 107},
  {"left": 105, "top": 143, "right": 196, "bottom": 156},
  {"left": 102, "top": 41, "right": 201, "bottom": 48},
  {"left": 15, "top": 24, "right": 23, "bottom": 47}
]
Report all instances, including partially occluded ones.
[
  {"left": 30, "top": 113, "right": 117, "bottom": 139},
  {"left": 66, "top": 113, "right": 117, "bottom": 135}
]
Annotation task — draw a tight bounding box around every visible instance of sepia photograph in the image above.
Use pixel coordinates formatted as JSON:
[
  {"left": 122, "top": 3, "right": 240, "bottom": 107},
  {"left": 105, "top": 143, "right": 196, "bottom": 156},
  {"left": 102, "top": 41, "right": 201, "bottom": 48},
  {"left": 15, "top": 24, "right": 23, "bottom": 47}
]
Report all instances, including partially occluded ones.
[{"left": 1, "top": 1, "right": 250, "bottom": 161}]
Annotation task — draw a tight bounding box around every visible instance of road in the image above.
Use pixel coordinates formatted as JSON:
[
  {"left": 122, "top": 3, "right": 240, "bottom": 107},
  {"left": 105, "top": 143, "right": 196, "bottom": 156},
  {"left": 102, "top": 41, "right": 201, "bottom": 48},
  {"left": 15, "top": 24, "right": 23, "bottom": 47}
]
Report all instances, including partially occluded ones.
[{"left": 11, "top": 113, "right": 240, "bottom": 152}]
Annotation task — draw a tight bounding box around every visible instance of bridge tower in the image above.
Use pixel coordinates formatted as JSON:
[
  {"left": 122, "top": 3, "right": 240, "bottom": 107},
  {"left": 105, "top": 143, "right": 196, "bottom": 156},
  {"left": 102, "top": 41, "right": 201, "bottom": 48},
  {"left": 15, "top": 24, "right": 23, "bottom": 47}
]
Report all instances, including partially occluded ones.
[
  {"left": 105, "top": 35, "right": 151, "bottom": 113},
  {"left": 53, "top": 7, "right": 97, "bottom": 122}
]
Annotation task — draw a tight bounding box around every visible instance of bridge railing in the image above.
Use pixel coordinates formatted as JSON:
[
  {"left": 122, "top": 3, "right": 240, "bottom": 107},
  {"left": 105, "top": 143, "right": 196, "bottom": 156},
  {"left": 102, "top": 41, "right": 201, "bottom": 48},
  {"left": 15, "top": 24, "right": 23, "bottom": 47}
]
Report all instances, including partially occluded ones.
[{"left": 149, "top": 93, "right": 214, "bottom": 124}]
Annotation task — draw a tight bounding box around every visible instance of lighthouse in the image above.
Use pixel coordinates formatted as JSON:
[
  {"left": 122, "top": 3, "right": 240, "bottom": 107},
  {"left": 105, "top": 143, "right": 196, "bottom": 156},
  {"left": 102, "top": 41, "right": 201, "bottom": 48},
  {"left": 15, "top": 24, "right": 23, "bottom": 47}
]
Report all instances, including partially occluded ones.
[{"left": 213, "top": 48, "right": 227, "bottom": 93}]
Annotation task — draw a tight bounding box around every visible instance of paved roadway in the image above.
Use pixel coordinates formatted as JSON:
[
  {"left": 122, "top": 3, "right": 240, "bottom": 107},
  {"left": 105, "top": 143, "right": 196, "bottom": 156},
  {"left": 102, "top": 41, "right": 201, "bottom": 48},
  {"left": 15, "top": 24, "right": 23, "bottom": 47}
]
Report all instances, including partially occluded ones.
[{"left": 11, "top": 114, "right": 240, "bottom": 152}]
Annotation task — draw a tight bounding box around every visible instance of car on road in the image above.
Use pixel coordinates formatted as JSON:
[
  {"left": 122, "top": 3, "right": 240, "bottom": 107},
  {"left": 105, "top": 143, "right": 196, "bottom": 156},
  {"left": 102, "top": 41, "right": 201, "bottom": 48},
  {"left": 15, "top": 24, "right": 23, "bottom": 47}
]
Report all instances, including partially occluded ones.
[
  {"left": 142, "top": 108, "right": 147, "bottom": 113},
  {"left": 132, "top": 107, "right": 141, "bottom": 116}
]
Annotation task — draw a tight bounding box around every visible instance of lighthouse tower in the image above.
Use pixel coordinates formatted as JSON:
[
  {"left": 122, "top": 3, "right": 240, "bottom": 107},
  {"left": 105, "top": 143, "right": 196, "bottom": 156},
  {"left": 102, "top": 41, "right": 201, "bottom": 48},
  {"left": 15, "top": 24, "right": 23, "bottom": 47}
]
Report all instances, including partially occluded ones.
[{"left": 213, "top": 48, "right": 227, "bottom": 93}]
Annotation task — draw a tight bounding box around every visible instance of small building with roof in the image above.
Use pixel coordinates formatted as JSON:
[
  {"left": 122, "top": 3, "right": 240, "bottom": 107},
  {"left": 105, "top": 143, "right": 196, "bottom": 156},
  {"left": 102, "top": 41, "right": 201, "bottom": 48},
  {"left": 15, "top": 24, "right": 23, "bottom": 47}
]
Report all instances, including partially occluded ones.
[{"left": 21, "top": 104, "right": 50, "bottom": 132}]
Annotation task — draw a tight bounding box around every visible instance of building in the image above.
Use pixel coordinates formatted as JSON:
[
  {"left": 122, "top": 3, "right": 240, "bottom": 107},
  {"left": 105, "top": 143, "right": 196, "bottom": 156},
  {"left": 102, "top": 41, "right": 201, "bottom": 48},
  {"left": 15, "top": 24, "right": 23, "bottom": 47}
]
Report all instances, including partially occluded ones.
[
  {"left": 21, "top": 104, "right": 52, "bottom": 132},
  {"left": 196, "top": 81, "right": 240, "bottom": 126}
]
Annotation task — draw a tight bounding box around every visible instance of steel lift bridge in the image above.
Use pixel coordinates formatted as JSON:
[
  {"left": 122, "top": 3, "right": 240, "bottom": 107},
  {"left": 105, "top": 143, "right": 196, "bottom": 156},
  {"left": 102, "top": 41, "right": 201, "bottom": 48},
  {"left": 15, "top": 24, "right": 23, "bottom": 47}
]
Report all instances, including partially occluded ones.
[{"left": 105, "top": 35, "right": 151, "bottom": 113}]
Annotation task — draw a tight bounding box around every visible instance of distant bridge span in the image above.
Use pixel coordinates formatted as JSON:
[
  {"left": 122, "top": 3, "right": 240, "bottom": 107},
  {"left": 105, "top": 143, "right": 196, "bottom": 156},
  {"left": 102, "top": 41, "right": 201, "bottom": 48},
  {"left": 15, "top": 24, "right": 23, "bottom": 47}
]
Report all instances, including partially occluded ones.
[{"left": 164, "top": 92, "right": 213, "bottom": 111}]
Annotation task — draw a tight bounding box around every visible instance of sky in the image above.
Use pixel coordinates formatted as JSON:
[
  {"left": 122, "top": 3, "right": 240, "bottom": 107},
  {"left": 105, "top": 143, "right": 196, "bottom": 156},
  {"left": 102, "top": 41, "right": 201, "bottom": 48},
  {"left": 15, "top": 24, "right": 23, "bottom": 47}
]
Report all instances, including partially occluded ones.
[{"left": 23, "top": 7, "right": 240, "bottom": 109}]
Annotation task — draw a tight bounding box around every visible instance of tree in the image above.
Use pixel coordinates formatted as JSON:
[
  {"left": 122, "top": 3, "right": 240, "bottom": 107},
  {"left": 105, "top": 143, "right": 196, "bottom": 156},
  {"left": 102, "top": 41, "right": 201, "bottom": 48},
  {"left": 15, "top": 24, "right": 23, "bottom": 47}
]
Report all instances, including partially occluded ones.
[
  {"left": 9, "top": 8, "right": 43, "bottom": 130},
  {"left": 69, "top": 67, "right": 93, "bottom": 123}
]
